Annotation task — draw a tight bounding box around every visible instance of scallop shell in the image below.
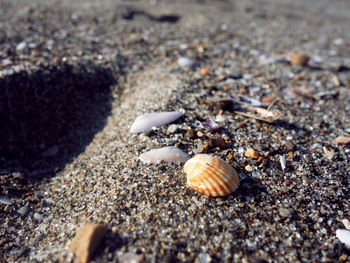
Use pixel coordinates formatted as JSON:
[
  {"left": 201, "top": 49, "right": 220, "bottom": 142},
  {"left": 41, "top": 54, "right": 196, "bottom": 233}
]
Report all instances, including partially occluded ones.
[{"left": 183, "top": 154, "right": 240, "bottom": 197}]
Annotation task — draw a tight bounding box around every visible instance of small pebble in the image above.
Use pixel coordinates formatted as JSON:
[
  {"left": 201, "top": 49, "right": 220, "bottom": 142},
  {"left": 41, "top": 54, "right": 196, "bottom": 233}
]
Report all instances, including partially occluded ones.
[
  {"left": 187, "top": 129, "right": 196, "bottom": 139},
  {"left": 195, "top": 252, "right": 212, "bottom": 263},
  {"left": 34, "top": 213, "right": 44, "bottom": 221},
  {"left": 245, "top": 165, "right": 253, "bottom": 172},
  {"left": 283, "top": 140, "right": 295, "bottom": 151},
  {"left": 196, "top": 144, "right": 209, "bottom": 154},
  {"left": 167, "top": 124, "right": 178, "bottom": 133},
  {"left": 18, "top": 204, "right": 29, "bottom": 215},
  {"left": 245, "top": 148, "right": 259, "bottom": 159},
  {"left": 200, "top": 68, "right": 210, "bottom": 75},
  {"left": 215, "top": 115, "right": 226, "bottom": 122},
  {"left": 279, "top": 208, "right": 293, "bottom": 218},
  {"left": 323, "top": 146, "right": 335, "bottom": 159}
]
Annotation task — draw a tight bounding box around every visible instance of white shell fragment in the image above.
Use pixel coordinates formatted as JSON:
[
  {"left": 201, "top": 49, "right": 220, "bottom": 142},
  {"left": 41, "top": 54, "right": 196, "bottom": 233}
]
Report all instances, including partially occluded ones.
[
  {"left": 177, "top": 57, "right": 196, "bottom": 67},
  {"left": 130, "top": 111, "right": 182, "bottom": 133},
  {"left": 336, "top": 229, "right": 350, "bottom": 248},
  {"left": 139, "top": 146, "right": 190, "bottom": 164}
]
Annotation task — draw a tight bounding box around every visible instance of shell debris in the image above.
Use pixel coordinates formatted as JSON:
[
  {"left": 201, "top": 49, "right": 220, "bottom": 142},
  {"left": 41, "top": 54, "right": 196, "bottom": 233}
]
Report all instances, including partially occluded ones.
[{"left": 184, "top": 154, "right": 240, "bottom": 197}]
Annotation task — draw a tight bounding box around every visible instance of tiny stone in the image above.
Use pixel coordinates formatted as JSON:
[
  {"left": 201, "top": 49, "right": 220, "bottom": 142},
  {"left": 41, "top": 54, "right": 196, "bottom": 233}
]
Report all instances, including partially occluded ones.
[
  {"left": 195, "top": 252, "right": 212, "bottom": 263},
  {"left": 215, "top": 115, "right": 226, "bottom": 122},
  {"left": 197, "top": 131, "right": 204, "bottom": 137},
  {"left": 245, "top": 148, "right": 259, "bottom": 159},
  {"left": 167, "top": 124, "right": 178, "bottom": 133},
  {"left": 18, "top": 204, "right": 29, "bottom": 215},
  {"left": 196, "top": 144, "right": 209, "bottom": 154},
  {"left": 16, "top": 41, "right": 27, "bottom": 50},
  {"left": 34, "top": 213, "right": 44, "bottom": 221},
  {"left": 283, "top": 140, "right": 295, "bottom": 151},
  {"left": 245, "top": 165, "right": 253, "bottom": 172},
  {"left": 187, "top": 129, "right": 196, "bottom": 139},
  {"left": 279, "top": 208, "right": 293, "bottom": 218}
]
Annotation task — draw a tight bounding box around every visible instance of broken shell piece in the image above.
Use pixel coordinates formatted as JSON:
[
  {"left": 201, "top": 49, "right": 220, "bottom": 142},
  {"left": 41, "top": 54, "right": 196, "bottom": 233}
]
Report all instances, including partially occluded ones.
[
  {"left": 69, "top": 223, "right": 107, "bottom": 263},
  {"left": 184, "top": 154, "right": 240, "bottom": 197},
  {"left": 130, "top": 111, "right": 182, "bottom": 133},
  {"left": 335, "top": 136, "right": 350, "bottom": 145},
  {"left": 336, "top": 229, "right": 350, "bottom": 249},
  {"left": 139, "top": 146, "right": 190, "bottom": 164}
]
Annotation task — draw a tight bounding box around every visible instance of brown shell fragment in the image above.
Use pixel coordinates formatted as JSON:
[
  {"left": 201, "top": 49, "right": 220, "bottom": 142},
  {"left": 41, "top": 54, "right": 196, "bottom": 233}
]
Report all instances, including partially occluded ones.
[{"left": 69, "top": 223, "right": 107, "bottom": 263}]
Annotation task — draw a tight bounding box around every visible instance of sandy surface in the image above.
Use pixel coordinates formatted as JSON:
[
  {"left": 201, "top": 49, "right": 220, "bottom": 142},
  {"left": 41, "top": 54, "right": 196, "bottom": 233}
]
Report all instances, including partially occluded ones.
[{"left": 1, "top": 0, "right": 350, "bottom": 262}]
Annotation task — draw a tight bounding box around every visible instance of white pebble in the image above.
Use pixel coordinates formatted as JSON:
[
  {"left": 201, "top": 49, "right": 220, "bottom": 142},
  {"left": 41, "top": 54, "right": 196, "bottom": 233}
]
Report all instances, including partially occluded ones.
[
  {"left": 167, "top": 124, "right": 178, "bottom": 133},
  {"left": 34, "top": 213, "right": 44, "bottom": 221},
  {"left": 196, "top": 252, "right": 212, "bottom": 263}
]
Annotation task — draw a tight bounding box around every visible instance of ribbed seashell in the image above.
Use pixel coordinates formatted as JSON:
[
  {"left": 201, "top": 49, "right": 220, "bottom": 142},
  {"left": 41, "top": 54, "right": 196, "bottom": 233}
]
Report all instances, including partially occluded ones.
[{"left": 183, "top": 154, "right": 240, "bottom": 197}]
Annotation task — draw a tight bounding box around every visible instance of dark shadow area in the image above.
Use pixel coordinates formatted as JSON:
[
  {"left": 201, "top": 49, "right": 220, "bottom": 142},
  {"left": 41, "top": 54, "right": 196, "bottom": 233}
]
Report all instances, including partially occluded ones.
[
  {"left": 92, "top": 230, "right": 126, "bottom": 262},
  {"left": 235, "top": 172, "right": 268, "bottom": 202},
  {"left": 0, "top": 62, "right": 117, "bottom": 180}
]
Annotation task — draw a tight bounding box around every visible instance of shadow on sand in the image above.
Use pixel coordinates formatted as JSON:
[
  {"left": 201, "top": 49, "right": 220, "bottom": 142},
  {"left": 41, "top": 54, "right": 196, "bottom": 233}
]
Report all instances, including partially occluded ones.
[{"left": 0, "top": 62, "right": 117, "bottom": 183}]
